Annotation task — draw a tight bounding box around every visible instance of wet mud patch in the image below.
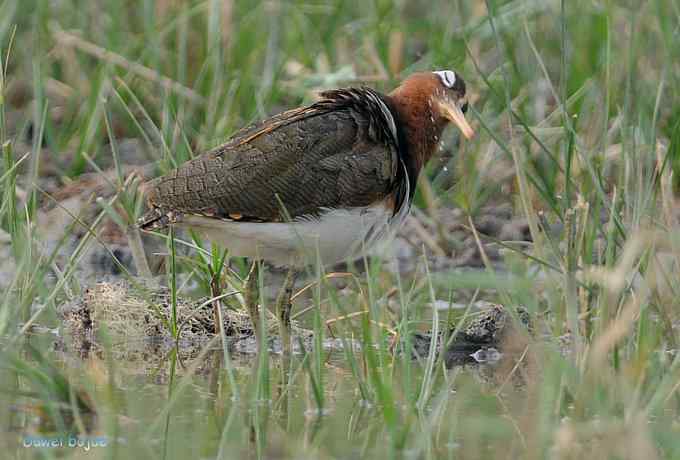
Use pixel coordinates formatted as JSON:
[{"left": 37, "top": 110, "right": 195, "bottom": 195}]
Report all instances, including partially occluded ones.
[
  {"left": 409, "top": 303, "right": 537, "bottom": 389},
  {"left": 411, "top": 303, "right": 532, "bottom": 363},
  {"left": 56, "top": 280, "right": 315, "bottom": 362},
  {"left": 55, "top": 281, "right": 533, "bottom": 374}
]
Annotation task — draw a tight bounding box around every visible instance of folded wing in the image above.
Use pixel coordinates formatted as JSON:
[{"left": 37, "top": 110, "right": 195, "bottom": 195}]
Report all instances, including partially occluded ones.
[{"left": 139, "top": 88, "right": 402, "bottom": 229}]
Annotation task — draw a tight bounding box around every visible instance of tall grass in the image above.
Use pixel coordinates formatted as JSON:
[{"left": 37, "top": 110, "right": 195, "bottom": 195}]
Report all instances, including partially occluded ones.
[{"left": 1, "top": 0, "right": 680, "bottom": 459}]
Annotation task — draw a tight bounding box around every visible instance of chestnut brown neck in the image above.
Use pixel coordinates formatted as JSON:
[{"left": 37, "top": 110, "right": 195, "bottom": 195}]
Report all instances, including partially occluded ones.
[{"left": 387, "top": 74, "right": 447, "bottom": 175}]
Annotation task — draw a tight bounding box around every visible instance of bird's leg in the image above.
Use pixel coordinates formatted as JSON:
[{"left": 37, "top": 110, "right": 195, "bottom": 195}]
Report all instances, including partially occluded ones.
[
  {"left": 275, "top": 267, "right": 298, "bottom": 354},
  {"left": 210, "top": 271, "right": 223, "bottom": 337},
  {"left": 244, "top": 261, "right": 261, "bottom": 344}
]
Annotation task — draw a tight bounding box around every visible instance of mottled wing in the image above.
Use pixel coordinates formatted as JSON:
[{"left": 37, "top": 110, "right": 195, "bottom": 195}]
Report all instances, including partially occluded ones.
[{"left": 139, "top": 88, "right": 400, "bottom": 229}]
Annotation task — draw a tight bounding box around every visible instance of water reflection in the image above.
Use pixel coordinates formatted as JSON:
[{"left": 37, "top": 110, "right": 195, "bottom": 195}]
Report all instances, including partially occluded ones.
[{"left": 2, "top": 302, "right": 536, "bottom": 459}]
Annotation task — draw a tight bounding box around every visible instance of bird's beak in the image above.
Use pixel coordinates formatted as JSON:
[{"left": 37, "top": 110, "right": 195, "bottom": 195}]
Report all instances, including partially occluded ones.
[{"left": 436, "top": 98, "right": 474, "bottom": 140}]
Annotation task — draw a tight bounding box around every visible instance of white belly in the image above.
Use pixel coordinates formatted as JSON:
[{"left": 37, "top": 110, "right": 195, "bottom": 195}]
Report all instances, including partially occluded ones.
[{"left": 181, "top": 204, "right": 404, "bottom": 267}]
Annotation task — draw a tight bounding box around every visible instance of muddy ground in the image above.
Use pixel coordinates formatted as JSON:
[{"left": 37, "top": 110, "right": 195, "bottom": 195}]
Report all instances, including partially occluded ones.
[{"left": 54, "top": 279, "right": 532, "bottom": 362}]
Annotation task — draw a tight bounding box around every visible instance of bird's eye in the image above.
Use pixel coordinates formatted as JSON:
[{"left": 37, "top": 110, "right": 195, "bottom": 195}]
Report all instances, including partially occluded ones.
[{"left": 434, "top": 70, "right": 456, "bottom": 88}]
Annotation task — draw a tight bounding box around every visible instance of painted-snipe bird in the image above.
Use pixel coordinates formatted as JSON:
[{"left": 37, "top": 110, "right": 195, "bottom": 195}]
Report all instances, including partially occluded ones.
[{"left": 139, "top": 70, "right": 474, "bottom": 351}]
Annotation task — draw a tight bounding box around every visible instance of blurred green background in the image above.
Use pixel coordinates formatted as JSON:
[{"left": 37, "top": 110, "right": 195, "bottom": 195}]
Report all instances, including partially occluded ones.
[{"left": 1, "top": 0, "right": 680, "bottom": 459}]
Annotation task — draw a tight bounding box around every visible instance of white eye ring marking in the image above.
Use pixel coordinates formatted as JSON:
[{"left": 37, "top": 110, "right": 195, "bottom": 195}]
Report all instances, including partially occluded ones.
[{"left": 434, "top": 70, "right": 456, "bottom": 88}]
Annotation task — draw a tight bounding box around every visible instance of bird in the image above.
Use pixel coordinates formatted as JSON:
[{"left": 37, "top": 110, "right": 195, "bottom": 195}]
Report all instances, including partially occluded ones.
[{"left": 138, "top": 69, "right": 473, "bottom": 352}]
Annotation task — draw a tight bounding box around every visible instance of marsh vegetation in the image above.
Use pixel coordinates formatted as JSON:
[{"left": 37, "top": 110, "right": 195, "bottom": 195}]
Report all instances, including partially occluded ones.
[{"left": 1, "top": 0, "right": 680, "bottom": 459}]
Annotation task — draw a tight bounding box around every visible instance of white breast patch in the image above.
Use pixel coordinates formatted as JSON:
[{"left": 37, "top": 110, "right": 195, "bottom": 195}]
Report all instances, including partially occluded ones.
[{"left": 182, "top": 202, "right": 403, "bottom": 267}]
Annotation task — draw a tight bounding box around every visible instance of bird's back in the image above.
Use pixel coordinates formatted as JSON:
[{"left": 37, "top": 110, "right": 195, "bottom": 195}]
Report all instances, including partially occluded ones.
[{"left": 140, "top": 88, "right": 402, "bottom": 229}]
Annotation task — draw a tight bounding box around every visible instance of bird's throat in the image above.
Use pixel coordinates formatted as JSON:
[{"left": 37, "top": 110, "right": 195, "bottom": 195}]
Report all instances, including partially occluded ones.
[{"left": 387, "top": 93, "right": 447, "bottom": 175}]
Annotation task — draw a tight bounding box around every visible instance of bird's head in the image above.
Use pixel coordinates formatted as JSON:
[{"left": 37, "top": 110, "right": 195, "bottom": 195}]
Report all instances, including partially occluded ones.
[
  {"left": 430, "top": 70, "right": 474, "bottom": 140},
  {"left": 388, "top": 70, "right": 473, "bottom": 170},
  {"left": 389, "top": 70, "right": 473, "bottom": 140}
]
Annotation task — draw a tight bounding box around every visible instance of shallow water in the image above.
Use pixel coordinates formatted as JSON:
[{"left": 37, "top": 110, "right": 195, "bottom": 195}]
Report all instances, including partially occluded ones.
[{"left": 0, "top": 328, "right": 529, "bottom": 459}]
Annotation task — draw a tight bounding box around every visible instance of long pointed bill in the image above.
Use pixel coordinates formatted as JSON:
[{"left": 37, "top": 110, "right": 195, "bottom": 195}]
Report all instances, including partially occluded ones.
[{"left": 437, "top": 99, "right": 474, "bottom": 140}]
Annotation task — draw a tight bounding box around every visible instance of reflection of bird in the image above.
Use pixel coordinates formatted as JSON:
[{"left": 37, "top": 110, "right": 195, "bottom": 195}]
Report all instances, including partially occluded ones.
[{"left": 139, "top": 70, "right": 473, "bottom": 351}]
